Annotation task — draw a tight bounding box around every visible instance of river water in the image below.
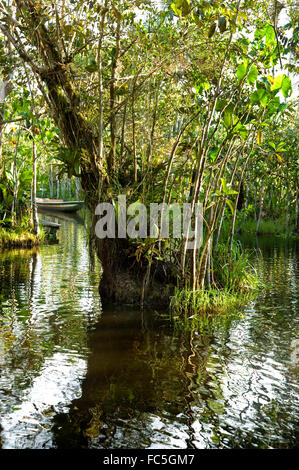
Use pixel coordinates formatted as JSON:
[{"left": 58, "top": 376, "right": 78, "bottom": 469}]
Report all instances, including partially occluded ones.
[{"left": 0, "top": 214, "right": 298, "bottom": 449}]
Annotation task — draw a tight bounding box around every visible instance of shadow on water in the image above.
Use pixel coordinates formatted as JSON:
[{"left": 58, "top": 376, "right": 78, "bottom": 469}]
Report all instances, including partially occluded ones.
[
  {"left": 52, "top": 307, "right": 205, "bottom": 449},
  {"left": 0, "top": 217, "right": 298, "bottom": 449}
]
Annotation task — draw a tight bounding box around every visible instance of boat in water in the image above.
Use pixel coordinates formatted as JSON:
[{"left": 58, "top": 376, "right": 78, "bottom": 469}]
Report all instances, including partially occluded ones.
[{"left": 36, "top": 198, "right": 84, "bottom": 213}]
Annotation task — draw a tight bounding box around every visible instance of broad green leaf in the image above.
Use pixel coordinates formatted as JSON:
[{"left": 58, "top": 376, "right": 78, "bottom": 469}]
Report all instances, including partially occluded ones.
[
  {"left": 240, "top": 128, "right": 248, "bottom": 141},
  {"left": 194, "top": 79, "right": 210, "bottom": 94},
  {"left": 267, "top": 97, "right": 281, "bottom": 115},
  {"left": 237, "top": 37, "right": 249, "bottom": 53},
  {"left": 236, "top": 60, "right": 248, "bottom": 83},
  {"left": 171, "top": 0, "right": 190, "bottom": 17},
  {"left": 227, "top": 189, "right": 238, "bottom": 195},
  {"left": 271, "top": 75, "right": 283, "bottom": 92},
  {"left": 208, "top": 147, "right": 219, "bottom": 162},
  {"left": 265, "top": 25, "right": 275, "bottom": 44},
  {"left": 180, "top": 0, "right": 191, "bottom": 16},
  {"left": 250, "top": 89, "right": 266, "bottom": 105},
  {"left": 260, "top": 92, "right": 269, "bottom": 107},
  {"left": 221, "top": 178, "right": 226, "bottom": 190},
  {"left": 171, "top": 3, "right": 181, "bottom": 16},
  {"left": 233, "top": 123, "right": 248, "bottom": 141},
  {"left": 278, "top": 103, "right": 288, "bottom": 113},
  {"left": 254, "top": 28, "right": 265, "bottom": 40},
  {"left": 223, "top": 111, "right": 232, "bottom": 129},
  {"left": 221, "top": 178, "right": 231, "bottom": 194},
  {"left": 74, "top": 160, "right": 80, "bottom": 176},
  {"left": 247, "top": 65, "right": 258, "bottom": 85},
  {"left": 277, "top": 141, "right": 286, "bottom": 149},
  {"left": 281, "top": 76, "right": 292, "bottom": 98},
  {"left": 268, "top": 141, "right": 276, "bottom": 150},
  {"left": 215, "top": 100, "right": 227, "bottom": 111}
]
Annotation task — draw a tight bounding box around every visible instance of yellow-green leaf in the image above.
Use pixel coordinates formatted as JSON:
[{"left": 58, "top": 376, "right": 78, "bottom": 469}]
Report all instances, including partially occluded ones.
[
  {"left": 208, "top": 22, "right": 217, "bottom": 38},
  {"left": 275, "top": 153, "right": 283, "bottom": 163},
  {"left": 257, "top": 130, "right": 263, "bottom": 145},
  {"left": 226, "top": 199, "right": 235, "bottom": 214}
]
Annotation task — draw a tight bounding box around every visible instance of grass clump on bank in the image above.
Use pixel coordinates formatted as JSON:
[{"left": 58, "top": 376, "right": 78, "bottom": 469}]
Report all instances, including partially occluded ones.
[
  {"left": 0, "top": 227, "right": 45, "bottom": 248},
  {"left": 170, "top": 241, "right": 262, "bottom": 322},
  {"left": 170, "top": 287, "right": 251, "bottom": 316}
]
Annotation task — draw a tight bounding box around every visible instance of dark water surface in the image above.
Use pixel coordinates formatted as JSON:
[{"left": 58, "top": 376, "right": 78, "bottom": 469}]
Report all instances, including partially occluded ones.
[{"left": 0, "top": 215, "right": 298, "bottom": 449}]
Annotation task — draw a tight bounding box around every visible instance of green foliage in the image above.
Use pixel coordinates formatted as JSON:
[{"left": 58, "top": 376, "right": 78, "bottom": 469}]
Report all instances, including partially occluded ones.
[{"left": 0, "top": 0, "right": 297, "bottom": 310}]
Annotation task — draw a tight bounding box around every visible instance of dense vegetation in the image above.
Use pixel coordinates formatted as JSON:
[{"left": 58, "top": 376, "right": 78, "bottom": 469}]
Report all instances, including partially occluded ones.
[{"left": 0, "top": 0, "right": 298, "bottom": 310}]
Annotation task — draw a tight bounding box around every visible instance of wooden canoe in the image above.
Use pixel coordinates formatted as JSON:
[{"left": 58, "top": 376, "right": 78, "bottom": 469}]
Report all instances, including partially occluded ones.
[{"left": 36, "top": 198, "right": 84, "bottom": 213}]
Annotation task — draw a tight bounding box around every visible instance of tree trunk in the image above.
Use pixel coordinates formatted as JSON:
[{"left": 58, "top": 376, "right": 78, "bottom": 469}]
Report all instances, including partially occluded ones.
[
  {"left": 286, "top": 179, "right": 290, "bottom": 231},
  {"left": 244, "top": 182, "right": 249, "bottom": 215},
  {"left": 49, "top": 163, "right": 54, "bottom": 198},
  {"left": 31, "top": 139, "right": 40, "bottom": 236},
  {"left": 286, "top": 157, "right": 290, "bottom": 231},
  {"left": 0, "top": 105, "right": 5, "bottom": 167},
  {"left": 62, "top": 178, "right": 66, "bottom": 200},
  {"left": 205, "top": 238, "right": 211, "bottom": 288},
  {"left": 67, "top": 178, "right": 71, "bottom": 199},
  {"left": 256, "top": 182, "right": 265, "bottom": 233},
  {"left": 295, "top": 179, "right": 298, "bottom": 231},
  {"left": 92, "top": 211, "right": 176, "bottom": 306},
  {"left": 75, "top": 177, "right": 80, "bottom": 200}
]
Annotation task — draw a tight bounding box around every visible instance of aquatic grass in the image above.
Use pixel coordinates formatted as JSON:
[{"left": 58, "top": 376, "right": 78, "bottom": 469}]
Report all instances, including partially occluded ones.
[
  {"left": 169, "top": 285, "right": 258, "bottom": 332},
  {"left": 213, "top": 241, "right": 261, "bottom": 292},
  {"left": 170, "top": 239, "right": 263, "bottom": 324},
  {"left": 170, "top": 286, "right": 252, "bottom": 316},
  {"left": 171, "top": 296, "right": 245, "bottom": 332}
]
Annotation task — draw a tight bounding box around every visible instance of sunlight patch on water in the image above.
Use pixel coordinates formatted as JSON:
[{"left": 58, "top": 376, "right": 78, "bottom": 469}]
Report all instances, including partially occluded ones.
[{"left": 1, "top": 352, "right": 87, "bottom": 449}]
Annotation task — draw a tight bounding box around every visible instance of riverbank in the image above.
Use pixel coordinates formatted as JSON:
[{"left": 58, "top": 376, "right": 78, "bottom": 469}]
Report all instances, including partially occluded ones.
[{"left": 238, "top": 217, "right": 298, "bottom": 238}]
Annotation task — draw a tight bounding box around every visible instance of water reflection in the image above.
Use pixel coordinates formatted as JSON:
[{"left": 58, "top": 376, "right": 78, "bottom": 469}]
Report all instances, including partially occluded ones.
[
  {"left": 52, "top": 239, "right": 299, "bottom": 449},
  {"left": 0, "top": 225, "right": 298, "bottom": 449},
  {"left": 0, "top": 214, "right": 101, "bottom": 448},
  {"left": 51, "top": 307, "right": 197, "bottom": 449}
]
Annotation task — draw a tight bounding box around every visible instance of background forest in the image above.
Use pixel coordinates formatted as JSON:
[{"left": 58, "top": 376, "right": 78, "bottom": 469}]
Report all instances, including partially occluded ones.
[{"left": 0, "top": 0, "right": 298, "bottom": 310}]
